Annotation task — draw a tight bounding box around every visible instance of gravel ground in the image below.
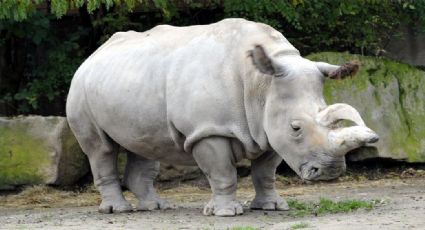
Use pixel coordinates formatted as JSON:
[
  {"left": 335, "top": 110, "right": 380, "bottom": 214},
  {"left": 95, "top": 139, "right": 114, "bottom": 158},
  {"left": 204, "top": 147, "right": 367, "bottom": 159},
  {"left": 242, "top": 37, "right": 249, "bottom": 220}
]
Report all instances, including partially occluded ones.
[{"left": 1, "top": 177, "right": 425, "bottom": 229}]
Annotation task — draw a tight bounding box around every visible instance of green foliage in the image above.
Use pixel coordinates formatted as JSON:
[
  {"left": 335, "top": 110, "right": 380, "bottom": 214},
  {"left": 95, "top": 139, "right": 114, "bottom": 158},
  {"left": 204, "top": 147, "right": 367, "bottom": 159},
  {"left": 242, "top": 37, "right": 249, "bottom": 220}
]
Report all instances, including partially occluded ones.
[
  {"left": 0, "top": 11, "right": 88, "bottom": 113},
  {"left": 222, "top": 0, "right": 424, "bottom": 54},
  {"left": 51, "top": 0, "right": 69, "bottom": 17},
  {"left": 152, "top": 0, "right": 178, "bottom": 21},
  {"left": 223, "top": 0, "right": 300, "bottom": 30},
  {"left": 14, "top": 28, "right": 87, "bottom": 112},
  {"left": 0, "top": 0, "right": 41, "bottom": 21},
  {"left": 92, "top": 6, "right": 143, "bottom": 44},
  {"left": 0, "top": 11, "right": 49, "bottom": 45},
  {"left": 0, "top": 0, "right": 183, "bottom": 21},
  {"left": 287, "top": 198, "right": 376, "bottom": 217}
]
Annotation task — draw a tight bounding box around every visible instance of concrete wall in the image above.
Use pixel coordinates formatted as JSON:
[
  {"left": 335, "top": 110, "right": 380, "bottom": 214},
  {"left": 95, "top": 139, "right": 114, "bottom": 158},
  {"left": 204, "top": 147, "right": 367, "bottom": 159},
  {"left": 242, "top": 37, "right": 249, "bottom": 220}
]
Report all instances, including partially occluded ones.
[{"left": 385, "top": 25, "right": 425, "bottom": 67}]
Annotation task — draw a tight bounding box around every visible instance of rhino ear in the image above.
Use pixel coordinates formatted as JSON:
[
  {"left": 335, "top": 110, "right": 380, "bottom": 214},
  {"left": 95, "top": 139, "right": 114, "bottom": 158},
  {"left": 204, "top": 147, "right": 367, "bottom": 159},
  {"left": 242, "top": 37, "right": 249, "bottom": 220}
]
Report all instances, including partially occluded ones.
[
  {"left": 249, "top": 45, "right": 286, "bottom": 77},
  {"left": 315, "top": 60, "right": 360, "bottom": 79}
]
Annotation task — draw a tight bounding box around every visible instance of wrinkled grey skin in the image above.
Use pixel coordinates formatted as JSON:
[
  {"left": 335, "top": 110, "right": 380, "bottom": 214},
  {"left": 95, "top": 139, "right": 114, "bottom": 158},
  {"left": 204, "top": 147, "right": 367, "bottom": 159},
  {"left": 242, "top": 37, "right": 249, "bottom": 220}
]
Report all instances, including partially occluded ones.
[{"left": 66, "top": 18, "right": 378, "bottom": 216}]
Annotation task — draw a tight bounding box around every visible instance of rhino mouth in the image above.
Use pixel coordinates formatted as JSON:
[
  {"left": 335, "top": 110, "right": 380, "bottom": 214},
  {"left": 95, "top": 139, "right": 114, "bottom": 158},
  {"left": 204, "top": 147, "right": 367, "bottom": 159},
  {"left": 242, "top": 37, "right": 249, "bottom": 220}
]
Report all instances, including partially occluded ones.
[
  {"left": 299, "top": 154, "right": 346, "bottom": 181},
  {"left": 300, "top": 162, "right": 321, "bottom": 181}
]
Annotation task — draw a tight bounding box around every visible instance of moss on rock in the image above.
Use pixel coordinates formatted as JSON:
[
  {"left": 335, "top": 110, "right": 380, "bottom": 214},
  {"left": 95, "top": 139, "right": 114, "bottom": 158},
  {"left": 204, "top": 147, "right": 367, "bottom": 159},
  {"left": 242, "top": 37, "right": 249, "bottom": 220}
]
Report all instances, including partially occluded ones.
[
  {"left": 307, "top": 52, "right": 425, "bottom": 162},
  {"left": 0, "top": 116, "right": 89, "bottom": 189},
  {"left": 0, "top": 126, "right": 50, "bottom": 187}
]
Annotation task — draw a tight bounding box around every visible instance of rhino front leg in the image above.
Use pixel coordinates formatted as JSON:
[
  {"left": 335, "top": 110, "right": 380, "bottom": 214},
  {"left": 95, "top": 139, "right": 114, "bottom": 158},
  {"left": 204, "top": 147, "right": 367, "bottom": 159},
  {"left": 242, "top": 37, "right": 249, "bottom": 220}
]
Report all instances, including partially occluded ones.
[
  {"left": 250, "top": 151, "right": 289, "bottom": 211},
  {"left": 193, "top": 137, "right": 243, "bottom": 216},
  {"left": 124, "top": 152, "right": 175, "bottom": 211}
]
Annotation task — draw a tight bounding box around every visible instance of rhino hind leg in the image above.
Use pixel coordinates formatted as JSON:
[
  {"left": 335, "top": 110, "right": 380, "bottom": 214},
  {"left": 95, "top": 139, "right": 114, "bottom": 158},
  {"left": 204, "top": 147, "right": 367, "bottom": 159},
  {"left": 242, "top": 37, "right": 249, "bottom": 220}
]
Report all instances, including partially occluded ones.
[
  {"left": 123, "top": 152, "right": 175, "bottom": 211},
  {"left": 250, "top": 151, "right": 289, "bottom": 211},
  {"left": 192, "top": 137, "right": 243, "bottom": 216},
  {"left": 67, "top": 114, "right": 132, "bottom": 214}
]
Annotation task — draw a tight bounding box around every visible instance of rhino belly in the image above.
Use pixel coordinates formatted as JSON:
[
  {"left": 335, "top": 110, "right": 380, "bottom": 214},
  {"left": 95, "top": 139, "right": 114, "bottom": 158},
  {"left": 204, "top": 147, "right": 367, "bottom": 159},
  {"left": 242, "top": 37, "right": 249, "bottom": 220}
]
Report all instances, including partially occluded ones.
[{"left": 94, "top": 108, "right": 197, "bottom": 166}]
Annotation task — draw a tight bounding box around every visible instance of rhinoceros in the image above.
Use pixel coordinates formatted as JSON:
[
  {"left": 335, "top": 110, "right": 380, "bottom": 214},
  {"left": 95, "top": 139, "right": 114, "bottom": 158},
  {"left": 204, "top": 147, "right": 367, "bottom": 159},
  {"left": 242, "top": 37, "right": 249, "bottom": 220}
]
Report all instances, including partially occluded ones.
[{"left": 66, "top": 18, "right": 378, "bottom": 216}]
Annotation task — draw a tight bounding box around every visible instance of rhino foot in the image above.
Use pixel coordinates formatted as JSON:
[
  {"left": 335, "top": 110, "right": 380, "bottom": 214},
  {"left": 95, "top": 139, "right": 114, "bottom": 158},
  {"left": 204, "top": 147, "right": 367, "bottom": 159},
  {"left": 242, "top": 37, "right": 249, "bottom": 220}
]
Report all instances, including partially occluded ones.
[
  {"left": 203, "top": 198, "right": 243, "bottom": 216},
  {"left": 99, "top": 199, "right": 133, "bottom": 214},
  {"left": 137, "top": 197, "right": 176, "bottom": 211},
  {"left": 250, "top": 195, "right": 289, "bottom": 211}
]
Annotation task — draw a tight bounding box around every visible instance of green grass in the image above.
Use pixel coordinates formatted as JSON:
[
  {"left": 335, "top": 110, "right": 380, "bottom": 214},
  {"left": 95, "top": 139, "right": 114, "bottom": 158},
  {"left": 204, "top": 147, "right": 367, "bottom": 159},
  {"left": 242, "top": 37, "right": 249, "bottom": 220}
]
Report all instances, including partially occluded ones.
[
  {"left": 290, "top": 222, "right": 310, "bottom": 229},
  {"left": 287, "top": 198, "right": 376, "bottom": 217},
  {"left": 231, "top": 227, "right": 258, "bottom": 230}
]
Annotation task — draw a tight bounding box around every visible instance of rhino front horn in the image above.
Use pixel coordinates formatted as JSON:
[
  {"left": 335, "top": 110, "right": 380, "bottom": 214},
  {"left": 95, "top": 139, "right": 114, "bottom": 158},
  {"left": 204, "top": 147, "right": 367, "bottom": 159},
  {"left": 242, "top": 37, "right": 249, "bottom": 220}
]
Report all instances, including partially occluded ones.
[
  {"left": 328, "top": 126, "right": 379, "bottom": 156},
  {"left": 316, "top": 103, "right": 365, "bottom": 127},
  {"left": 317, "top": 103, "right": 379, "bottom": 155}
]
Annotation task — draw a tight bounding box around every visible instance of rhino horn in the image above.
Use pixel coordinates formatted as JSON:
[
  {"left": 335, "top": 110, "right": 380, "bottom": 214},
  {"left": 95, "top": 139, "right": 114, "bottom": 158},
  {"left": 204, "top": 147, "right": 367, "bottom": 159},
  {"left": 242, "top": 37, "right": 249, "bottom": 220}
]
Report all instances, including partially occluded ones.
[
  {"left": 315, "top": 60, "right": 360, "bottom": 79},
  {"left": 316, "top": 103, "right": 365, "bottom": 127},
  {"left": 317, "top": 103, "right": 379, "bottom": 156},
  {"left": 328, "top": 126, "right": 379, "bottom": 156}
]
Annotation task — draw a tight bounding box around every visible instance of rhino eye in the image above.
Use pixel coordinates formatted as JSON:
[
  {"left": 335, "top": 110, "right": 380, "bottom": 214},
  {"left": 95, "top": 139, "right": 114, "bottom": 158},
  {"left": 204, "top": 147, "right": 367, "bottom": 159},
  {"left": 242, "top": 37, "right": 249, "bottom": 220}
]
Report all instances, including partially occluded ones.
[
  {"left": 291, "top": 125, "right": 301, "bottom": 131},
  {"left": 290, "top": 120, "right": 302, "bottom": 133}
]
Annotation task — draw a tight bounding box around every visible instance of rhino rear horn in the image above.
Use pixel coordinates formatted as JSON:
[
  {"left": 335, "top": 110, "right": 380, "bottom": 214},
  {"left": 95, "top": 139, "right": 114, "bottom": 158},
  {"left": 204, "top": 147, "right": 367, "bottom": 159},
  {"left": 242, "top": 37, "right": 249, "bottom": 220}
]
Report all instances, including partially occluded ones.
[
  {"left": 316, "top": 103, "right": 365, "bottom": 127},
  {"left": 315, "top": 60, "right": 360, "bottom": 79}
]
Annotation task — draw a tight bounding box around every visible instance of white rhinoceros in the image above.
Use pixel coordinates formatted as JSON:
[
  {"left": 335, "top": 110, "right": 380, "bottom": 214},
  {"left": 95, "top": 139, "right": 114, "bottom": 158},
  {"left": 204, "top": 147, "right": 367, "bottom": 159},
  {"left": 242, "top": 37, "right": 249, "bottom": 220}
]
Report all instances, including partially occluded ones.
[{"left": 66, "top": 18, "right": 378, "bottom": 216}]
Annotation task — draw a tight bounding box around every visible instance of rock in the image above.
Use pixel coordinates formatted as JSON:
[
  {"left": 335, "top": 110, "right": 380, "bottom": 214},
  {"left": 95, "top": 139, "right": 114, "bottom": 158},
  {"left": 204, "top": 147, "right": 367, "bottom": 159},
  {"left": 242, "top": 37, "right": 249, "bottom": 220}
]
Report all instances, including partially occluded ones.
[
  {"left": 0, "top": 116, "right": 89, "bottom": 189},
  {"left": 117, "top": 151, "right": 250, "bottom": 182},
  {"left": 117, "top": 150, "right": 201, "bottom": 182},
  {"left": 307, "top": 52, "right": 425, "bottom": 162},
  {"left": 157, "top": 164, "right": 201, "bottom": 182},
  {"left": 157, "top": 157, "right": 252, "bottom": 181}
]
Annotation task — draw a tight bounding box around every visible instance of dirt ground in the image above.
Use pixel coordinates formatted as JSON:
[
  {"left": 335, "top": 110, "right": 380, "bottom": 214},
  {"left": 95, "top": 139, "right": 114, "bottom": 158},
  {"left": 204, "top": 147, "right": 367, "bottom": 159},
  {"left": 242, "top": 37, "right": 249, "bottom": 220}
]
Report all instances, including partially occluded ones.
[{"left": 1, "top": 173, "right": 425, "bottom": 230}]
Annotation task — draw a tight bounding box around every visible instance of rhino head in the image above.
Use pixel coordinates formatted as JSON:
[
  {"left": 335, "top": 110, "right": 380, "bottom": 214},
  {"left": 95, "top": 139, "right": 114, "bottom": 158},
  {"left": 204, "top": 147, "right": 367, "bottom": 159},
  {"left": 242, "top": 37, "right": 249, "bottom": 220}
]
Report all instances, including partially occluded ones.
[{"left": 249, "top": 45, "right": 378, "bottom": 181}]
